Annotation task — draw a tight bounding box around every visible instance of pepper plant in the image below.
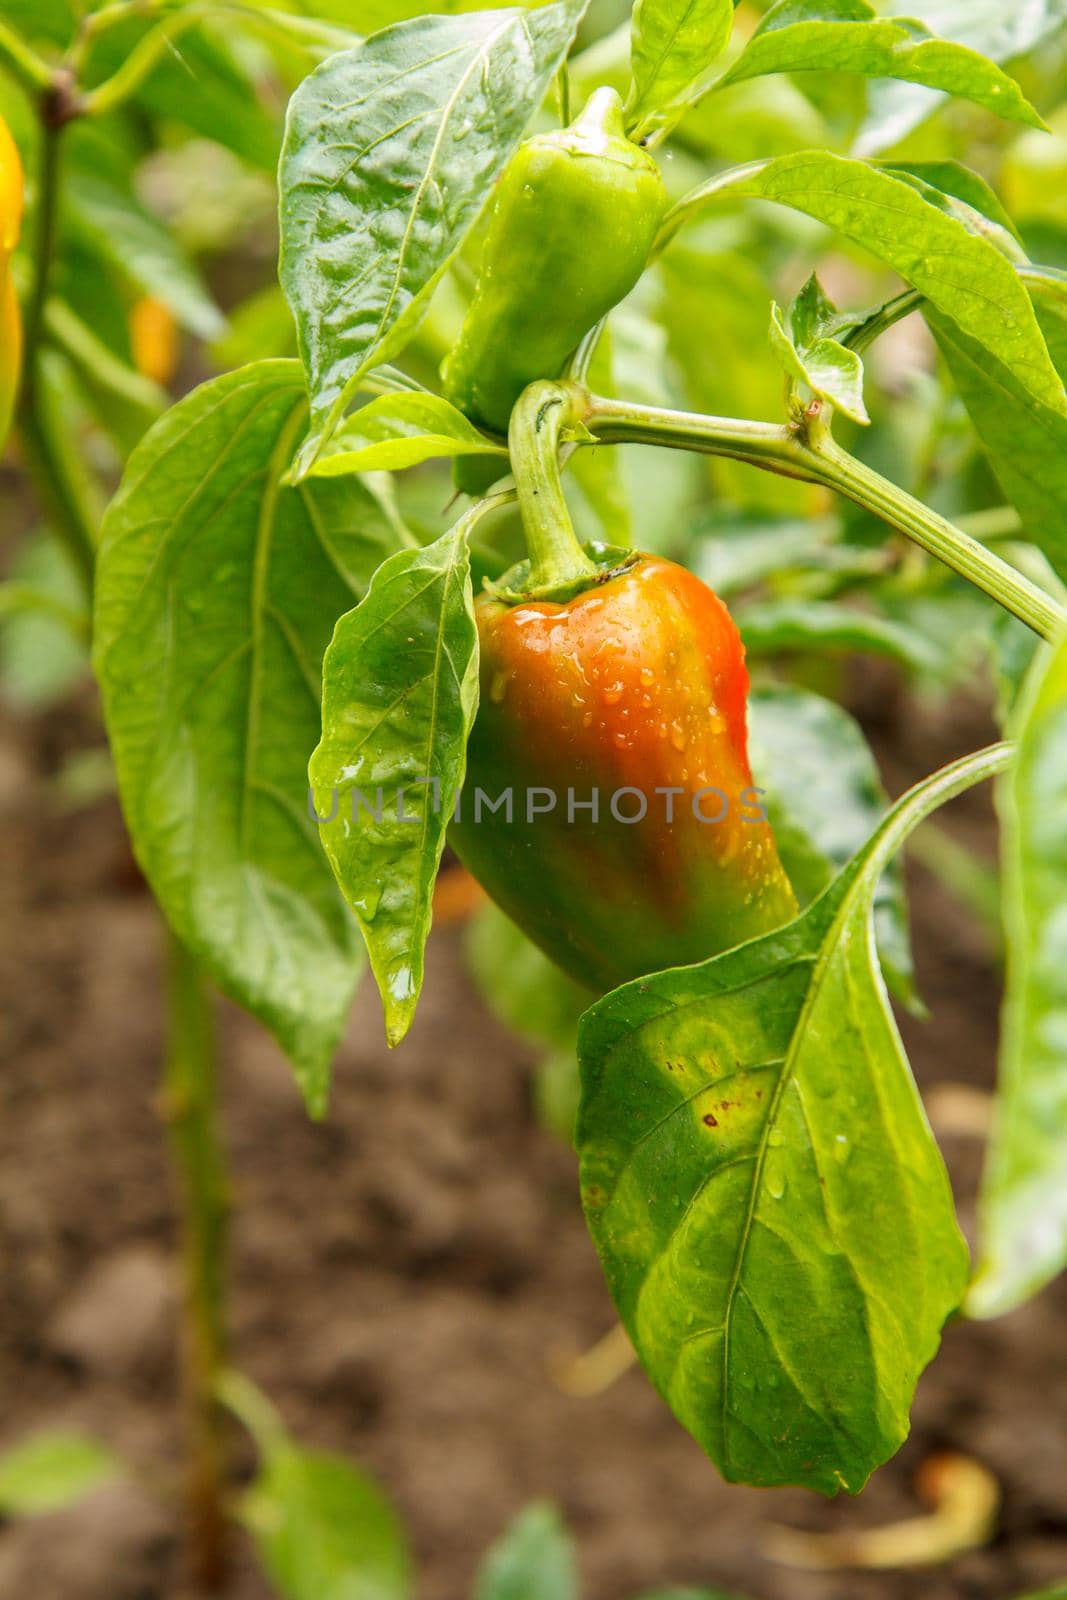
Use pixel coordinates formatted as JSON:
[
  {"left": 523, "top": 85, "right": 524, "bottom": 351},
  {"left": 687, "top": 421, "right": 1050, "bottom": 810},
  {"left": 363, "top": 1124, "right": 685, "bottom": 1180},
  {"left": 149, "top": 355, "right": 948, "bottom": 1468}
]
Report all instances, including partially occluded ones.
[{"left": 3, "top": 0, "right": 1067, "bottom": 1590}]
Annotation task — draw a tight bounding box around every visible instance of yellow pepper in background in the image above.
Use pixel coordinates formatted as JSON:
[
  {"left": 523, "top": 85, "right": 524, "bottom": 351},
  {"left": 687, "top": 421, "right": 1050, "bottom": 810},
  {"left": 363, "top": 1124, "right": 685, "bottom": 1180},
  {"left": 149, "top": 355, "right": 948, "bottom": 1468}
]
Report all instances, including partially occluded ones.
[
  {"left": 0, "top": 114, "right": 24, "bottom": 448},
  {"left": 130, "top": 295, "right": 179, "bottom": 388}
]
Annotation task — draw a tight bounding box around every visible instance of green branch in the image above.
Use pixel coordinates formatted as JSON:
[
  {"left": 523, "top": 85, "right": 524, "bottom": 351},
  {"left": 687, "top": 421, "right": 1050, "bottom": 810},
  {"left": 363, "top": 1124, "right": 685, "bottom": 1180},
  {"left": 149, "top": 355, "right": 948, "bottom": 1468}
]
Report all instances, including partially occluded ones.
[{"left": 584, "top": 393, "right": 1066, "bottom": 640}]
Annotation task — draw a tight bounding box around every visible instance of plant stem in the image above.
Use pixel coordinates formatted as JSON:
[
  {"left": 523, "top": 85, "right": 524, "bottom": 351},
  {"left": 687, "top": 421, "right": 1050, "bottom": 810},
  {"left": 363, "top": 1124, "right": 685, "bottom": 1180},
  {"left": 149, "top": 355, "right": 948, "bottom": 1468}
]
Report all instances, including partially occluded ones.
[
  {"left": 0, "top": 19, "right": 54, "bottom": 95},
  {"left": 17, "top": 379, "right": 99, "bottom": 595},
  {"left": 22, "top": 103, "right": 65, "bottom": 398},
  {"left": 585, "top": 393, "right": 1066, "bottom": 640},
  {"left": 163, "top": 928, "right": 230, "bottom": 1594},
  {"left": 810, "top": 433, "right": 1064, "bottom": 640},
  {"left": 508, "top": 380, "right": 597, "bottom": 592}
]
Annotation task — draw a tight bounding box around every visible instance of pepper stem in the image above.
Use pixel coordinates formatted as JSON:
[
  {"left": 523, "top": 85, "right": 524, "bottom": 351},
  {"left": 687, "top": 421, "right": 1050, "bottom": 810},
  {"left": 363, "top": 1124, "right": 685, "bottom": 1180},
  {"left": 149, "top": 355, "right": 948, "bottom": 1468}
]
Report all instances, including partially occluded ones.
[{"left": 509, "top": 380, "right": 597, "bottom": 592}]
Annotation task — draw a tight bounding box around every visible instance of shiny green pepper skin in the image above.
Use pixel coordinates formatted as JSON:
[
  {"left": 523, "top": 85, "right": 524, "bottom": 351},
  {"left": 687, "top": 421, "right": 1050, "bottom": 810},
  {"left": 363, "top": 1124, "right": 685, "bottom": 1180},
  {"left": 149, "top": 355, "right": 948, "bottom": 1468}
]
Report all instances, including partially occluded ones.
[
  {"left": 450, "top": 555, "right": 798, "bottom": 993},
  {"left": 442, "top": 87, "right": 667, "bottom": 436}
]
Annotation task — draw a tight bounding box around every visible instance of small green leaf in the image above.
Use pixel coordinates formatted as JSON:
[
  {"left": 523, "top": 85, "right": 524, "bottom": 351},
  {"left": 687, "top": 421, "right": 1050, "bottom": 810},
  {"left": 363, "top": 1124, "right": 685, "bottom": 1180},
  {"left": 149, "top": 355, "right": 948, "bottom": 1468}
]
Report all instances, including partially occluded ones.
[
  {"left": 0, "top": 1432, "right": 120, "bottom": 1517},
  {"left": 280, "top": 2, "right": 587, "bottom": 474},
  {"left": 578, "top": 746, "right": 1008, "bottom": 1492},
  {"left": 310, "top": 510, "right": 483, "bottom": 1045},
  {"left": 626, "top": 0, "right": 735, "bottom": 140},
  {"left": 309, "top": 393, "right": 506, "bottom": 477},
  {"left": 748, "top": 685, "right": 916, "bottom": 1009},
  {"left": 244, "top": 1442, "right": 410, "bottom": 1600},
  {"left": 467, "top": 902, "right": 589, "bottom": 1051},
  {"left": 708, "top": 154, "right": 1066, "bottom": 422},
  {"left": 94, "top": 362, "right": 404, "bottom": 1114},
  {"left": 474, "top": 1502, "right": 577, "bottom": 1600},
  {"left": 768, "top": 276, "right": 869, "bottom": 424},
  {"left": 968, "top": 635, "right": 1067, "bottom": 1317},
  {"left": 720, "top": 0, "right": 1044, "bottom": 131}
]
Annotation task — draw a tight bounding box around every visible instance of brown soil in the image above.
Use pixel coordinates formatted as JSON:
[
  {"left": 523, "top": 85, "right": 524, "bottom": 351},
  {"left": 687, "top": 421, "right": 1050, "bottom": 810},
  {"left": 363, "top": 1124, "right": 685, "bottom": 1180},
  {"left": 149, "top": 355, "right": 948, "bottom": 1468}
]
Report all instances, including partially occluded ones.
[{"left": 1, "top": 674, "right": 1066, "bottom": 1600}]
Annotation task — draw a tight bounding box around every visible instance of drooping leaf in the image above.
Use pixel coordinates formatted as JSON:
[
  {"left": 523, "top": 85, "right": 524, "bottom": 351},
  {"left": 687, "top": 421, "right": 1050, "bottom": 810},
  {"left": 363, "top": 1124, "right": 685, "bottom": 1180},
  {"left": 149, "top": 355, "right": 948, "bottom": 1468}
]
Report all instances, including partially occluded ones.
[
  {"left": 474, "top": 1502, "right": 577, "bottom": 1600},
  {"left": 244, "top": 1441, "right": 410, "bottom": 1600},
  {"left": 0, "top": 1432, "right": 121, "bottom": 1517},
  {"left": 309, "top": 507, "right": 485, "bottom": 1045},
  {"left": 748, "top": 685, "right": 916, "bottom": 1009},
  {"left": 94, "top": 362, "right": 404, "bottom": 1114},
  {"left": 720, "top": 0, "right": 1043, "bottom": 132},
  {"left": 626, "top": 0, "right": 735, "bottom": 141},
  {"left": 578, "top": 746, "right": 1009, "bottom": 1492},
  {"left": 929, "top": 300, "right": 1067, "bottom": 584},
  {"left": 279, "top": 2, "right": 587, "bottom": 474},
  {"left": 693, "top": 153, "right": 1067, "bottom": 422},
  {"left": 857, "top": 0, "right": 1067, "bottom": 155},
  {"left": 968, "top": 635, "right": 1067, "bottom": 1317},
  {"left": 308, "top": 392, "right": 507, "bottom": 476}
]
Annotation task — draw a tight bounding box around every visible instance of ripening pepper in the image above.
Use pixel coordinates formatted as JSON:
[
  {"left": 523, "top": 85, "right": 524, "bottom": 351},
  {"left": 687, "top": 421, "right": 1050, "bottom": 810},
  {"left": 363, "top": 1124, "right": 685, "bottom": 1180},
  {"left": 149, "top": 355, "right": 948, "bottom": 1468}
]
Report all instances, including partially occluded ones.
[
  {"left": 442, "top": 86, "right": 667, "bottom": 438},
  {"left": 0, "top": 114, "right": 24, "bottom": 447},
  {"left": 450, "top": 553, "right": 798, "bottom": 993}
]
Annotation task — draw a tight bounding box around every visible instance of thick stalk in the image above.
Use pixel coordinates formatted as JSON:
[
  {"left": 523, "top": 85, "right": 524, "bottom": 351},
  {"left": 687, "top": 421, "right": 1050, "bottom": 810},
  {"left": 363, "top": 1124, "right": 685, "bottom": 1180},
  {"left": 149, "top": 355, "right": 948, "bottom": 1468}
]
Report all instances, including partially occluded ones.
[
  {"left": 163, "top": 928, "right": 230, "bottom": 1593},
  {"left": 585, "top": 393, "right": 1065, "bottom": 640},
  {"left": 508, "top": 380, "right": 597, "bottom": 592}
]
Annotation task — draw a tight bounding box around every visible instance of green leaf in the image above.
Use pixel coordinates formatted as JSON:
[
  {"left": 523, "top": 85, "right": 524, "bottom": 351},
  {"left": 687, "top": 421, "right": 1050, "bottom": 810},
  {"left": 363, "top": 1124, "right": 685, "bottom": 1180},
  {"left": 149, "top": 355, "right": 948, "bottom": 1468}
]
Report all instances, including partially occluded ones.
[
  {"left": 968, "top": 635, "right": 1067, "bottom": 1317},
  {"left": 857, "top": 0, "right": 1067, "bottom": 155},
  {"left": 928, "top": 301, "right": 1067, "bottom": 584},
  {"left": 720, "top": 0, "right": 1044, "bottom": 132},
  {"left": 738, "top": 597, "right": 938, "bottom": 671},
  {"left": 748, "top": 685, "right": 916, "bottom": 1010},
  {"left": 245, "top": 1443, "right": 410, "bottom": 1600},
  {"left": 309, "top": 393, "right": 506, "bottom": 477},
  {"left": 626, "top": 0, "right": 735, "bottom": 141},
  {"left": 877, "top": 160, "right": 1021, "bottom": 246},
  {"left": 474, "top": 1502, "right": 577, "bottom": 1600},
  {"left": 0, "top": 1432, "right": 120, "bottom": 1517},
  {"left": 94, "top": 362, "right": 404, "bottom": 1114},
  {"left": 878, "top": 164, "right": 1024, "bottom": 262},
  {"left": 708, "top": 153, "right": 1066, "bottom": 422},
  {"left": 280, "top": 2, "right": 587, "bottom": 475},
  {"left": 578, "top": 746, "right": 1009, "bottom": 1492},
  {"left": 768, "top": 275, "right": 869, "bottom": 424},
  {"left": 309, "top": 509, "right": 483, "bottom": 1046}
]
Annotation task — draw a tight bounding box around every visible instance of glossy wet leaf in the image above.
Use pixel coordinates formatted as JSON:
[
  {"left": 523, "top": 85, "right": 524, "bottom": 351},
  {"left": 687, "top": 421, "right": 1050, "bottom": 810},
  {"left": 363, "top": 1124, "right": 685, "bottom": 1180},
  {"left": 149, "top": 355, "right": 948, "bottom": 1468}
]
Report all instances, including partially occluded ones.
[
  {"left": 308, "top": 393, "right": 507, "bottom": 477},
  {"left": 244, "top": 1440, "right": 410, "bottom": 1600},
  {"left": 0, "top": 1432, "right": 120, "bottom": 1516},
  {"left": 474, "top": 1502, "right": 577, "bottom": 1600},
  {"left": 94, "top": 362, "right": 403, "bottom": 1114},
  {"left": 857, "top": 0, "right": 1067, "bottom": 155},
  {"left": 309, "top": 513, "right": 481, "bottom": 1045},
  {"left": 578, "top": 748, "right": 1009, "bottom": 1491},
  {"left": 280, "top": 1, "right": 587, "bottom": 474},
  {"left": 748, "top": 685, "right": 915, "bottom": 1009},
  {"left": 969, "top": 636, "right": 1067, "bottom": 1317},
  {"left": 706, "top": 154, "right": 1066, "bottom": 422},
  {"left": 626, "top": 0, "right": 734, "bottom": 141},
  {"left": 721, "top": 0, "right": 1043, "bottom": 131}
]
